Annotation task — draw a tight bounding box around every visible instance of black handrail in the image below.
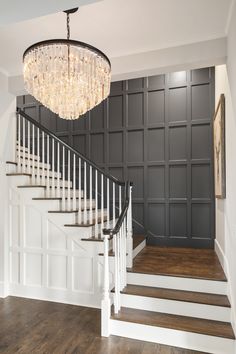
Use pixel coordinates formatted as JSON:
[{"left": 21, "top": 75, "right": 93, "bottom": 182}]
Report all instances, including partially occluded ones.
[
  {"left": 16, "top": 108, "right": 125, "bottom": 186},
  {"left": 103, "top": 180, "right": 132, "bottom": 236}
]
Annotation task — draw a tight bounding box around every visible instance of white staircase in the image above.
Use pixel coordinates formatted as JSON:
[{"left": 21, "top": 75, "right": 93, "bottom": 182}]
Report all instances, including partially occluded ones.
[{"left": 5, "top": 109, "right": 236, "bottom": 354}]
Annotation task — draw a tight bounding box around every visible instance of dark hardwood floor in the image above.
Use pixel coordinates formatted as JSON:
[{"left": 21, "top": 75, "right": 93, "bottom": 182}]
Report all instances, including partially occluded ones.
[
  {"left": 0, "top": 297, "right": 205, "bottom": 354},
  {"left": 128, "top": 246, "right": 227, "bottom": 281}
]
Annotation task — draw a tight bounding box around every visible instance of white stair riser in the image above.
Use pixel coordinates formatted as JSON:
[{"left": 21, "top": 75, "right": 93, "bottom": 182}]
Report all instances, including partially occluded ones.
[
  {"left": 48, "top": 209, "right": 108, "bottom": 225},
  {"left": 17, "top": 153, "right": 40, "bottom": 162},
  {"left": 120, "top": 293, "right": 231, "bottom": 322},
  {"left": 127, "top": 273, "right": 227, "bottom": 295},
  {"left": 18, "top": 160, "right": 51, "bottom": 170},
  {"left": 7, "top": 175, "right": 72, "bottom": 188},
  {"left": 109, "top": 320, "right": 235, "bottom": 354}
]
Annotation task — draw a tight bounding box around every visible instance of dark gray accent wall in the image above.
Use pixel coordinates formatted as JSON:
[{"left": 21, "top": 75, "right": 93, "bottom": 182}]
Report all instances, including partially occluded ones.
[{"left": 17, "top": 67, "right": 215, "bottom": 248}]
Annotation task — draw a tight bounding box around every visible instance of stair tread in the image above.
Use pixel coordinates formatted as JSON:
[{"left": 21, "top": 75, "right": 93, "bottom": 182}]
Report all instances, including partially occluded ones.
[
  {"left": 17, "top": 185, "right": 79, "bottom": 190},
  {"left": 119, "top": 284, "right": 231, "bottom": 307},
  {"left": 65, "top": 216, "right": 108, "bottom": 227},
  {"left": 111, "top": 307, "right": 235, "bottom": 339},
  {"left": 48, "top": 207, "right": 95, "bottom": 213},
  {"left": 81, "top": 235, "right": 113, "bottom": 242},
  {"left": 133, "top": 234, "right": 147, "bottom": 250}
]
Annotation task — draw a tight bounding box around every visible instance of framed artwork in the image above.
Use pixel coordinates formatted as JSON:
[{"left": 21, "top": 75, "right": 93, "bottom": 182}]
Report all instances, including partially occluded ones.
[{"left": 213, "top": 94, "right": 226, "bottom": 199}]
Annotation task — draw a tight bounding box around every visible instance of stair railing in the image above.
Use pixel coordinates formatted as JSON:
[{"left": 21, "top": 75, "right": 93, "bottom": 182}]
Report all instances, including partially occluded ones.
[
  {"left": 16, "top": 108, "right": 129, "bottom": 239},
  {"left": 101, "top": 180, "right": 133, "bottom": 336}
]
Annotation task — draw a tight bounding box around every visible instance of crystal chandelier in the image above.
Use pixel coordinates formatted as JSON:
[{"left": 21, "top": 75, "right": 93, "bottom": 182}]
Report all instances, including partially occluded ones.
[{"left": 23, "top": 8, "right": 111, "bottom": 120}]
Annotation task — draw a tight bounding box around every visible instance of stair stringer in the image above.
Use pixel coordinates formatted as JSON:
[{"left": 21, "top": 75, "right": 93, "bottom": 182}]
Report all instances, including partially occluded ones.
[{"left": 8, "top": 176, "right": 114, "bottom": 308}]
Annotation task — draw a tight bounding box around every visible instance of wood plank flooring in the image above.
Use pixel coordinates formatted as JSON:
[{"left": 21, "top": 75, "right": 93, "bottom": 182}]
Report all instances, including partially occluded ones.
[
  {"left": 133, "top": 234, "right": 147, "bottom": 250},
  {"left": 120, "top": 284, "right": 231, "bottom": 307},
  {"left": 111, "top": 307, "right": 235, "bottom": 339},
  {"left": 128, "top": 246, "right": 227, "bottom": 281},
  {"left": 0, "top": 297, "right": 205, "bottom": 354}
]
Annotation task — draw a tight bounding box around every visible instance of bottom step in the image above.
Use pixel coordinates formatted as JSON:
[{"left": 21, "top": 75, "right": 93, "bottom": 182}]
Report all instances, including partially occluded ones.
[{"left": 110, "top": 307, "right": 235, "bottom": 354}]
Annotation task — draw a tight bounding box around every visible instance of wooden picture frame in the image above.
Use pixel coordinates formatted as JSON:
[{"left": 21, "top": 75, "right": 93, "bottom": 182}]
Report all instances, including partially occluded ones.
[{"left": 213, "top": 94, "right": 226, "bottom": 199}]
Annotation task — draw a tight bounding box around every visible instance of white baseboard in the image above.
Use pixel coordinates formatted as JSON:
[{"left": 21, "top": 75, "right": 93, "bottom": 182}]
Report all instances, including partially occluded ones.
[
  {"left": 0, "top": 281, "right": 9, "bottom": 298},
  {"left": 9, "top": 283, "right": 101, "bottom": 309},
  {"left": 110, "top": 319, "right": 235, "bottom": 354},
  {"left": 215, "top": 239, "right": 236, "bottom": 336}
]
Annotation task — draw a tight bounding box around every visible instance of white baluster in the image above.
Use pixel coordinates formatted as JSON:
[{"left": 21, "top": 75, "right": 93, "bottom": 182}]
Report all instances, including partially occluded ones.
[
  {"left": 46, "top": 135, "right": 50, "bottom": 195},
  {"left": 37, "top": 127, "right": 40, "bottom": 184},
  {"left": 78, "top": 158, "right": 82, "bottom": 223},
  {"left": 119, "top": 186, "right": 122, "bottom": 214},
  {"left": 67, "top": 150, "right": 71, "bottom": 210},
  {"left": 101, "top": 233, "right": 111, "bottom": 337},
  {"left": 95, "top": 170, "right": 98, "bottom": 238},
  {"left": 62, "top": 146, "right": 65, "bottom": 210},
  {"left": 84, "top": 162, "right": 87, "bottom": 224},
  {"left": 106, "top": 179, "right": 110, "bottom": 229},
  {"left": 51, "top": 138, "right": 55, "bottom": 196},
  {"left": 117, "top": 230, "right": 121, "bottom": 311},
  {"left": 32, "top": 125, "right": 35, "bottom": 181},
  {"left": 101, "top": 174, "right": 104, "bottom": 234},
  {"left": 27, "top": 121, "right": 30, "bottom": 174},
  {"left": 113, "top": 182, "right": 115, "bottom": 229},
  {"left": 22, "top": 117, "right": 25, "bottom": 173},
  {"left": 114, "top": 233, "right": 119, "bottom": 314},
  {"left": 57, "top": 142, "right": 60, "bottom": 197},
  {"left": 127, "top": 184, "right": 133, "bottom": 268},
  {"left": 124, "top": 217, "right": 127, "bottom": 288},
  {"left": 17, "top": 114, "right": 21, "bottom": 172},
  {"left": 89, "top": 166, "right": 93, "bottom": 224},
  {"left": 42, "top": 132, "right": 45, "bottom": 185},
  {"left": 73, "top": 154, "right": 76, "bottom": 211}
]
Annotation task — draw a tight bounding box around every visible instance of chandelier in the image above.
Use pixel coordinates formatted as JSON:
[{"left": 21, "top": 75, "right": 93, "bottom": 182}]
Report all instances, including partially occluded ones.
[{"left": 23, "top": 8, "right": 111, "bottom": 120}]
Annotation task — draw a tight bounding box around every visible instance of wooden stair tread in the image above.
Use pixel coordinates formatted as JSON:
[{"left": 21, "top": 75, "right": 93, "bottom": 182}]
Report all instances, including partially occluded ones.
[
  {"left": 32, "top": 197, "right": 85, "bottom": 200},
  {"left": 119, "top": 284, "right": 231, "bottom": 307},
  {"left": 133, "top": 234, "right": 147, "bottom": 250},
  {"left": 111, "top": 307, "right": 235, "bottom": 339},
  {"left": 65, "top": 217, "right": 107, "bottom": 227},
  {"left": 128, "top": 246, "right": 227, "bottom": 282},
  {"left": 7, "top": 173, "right": 31, "bottom": 176},
  {"left": 17, "top": 185, "right": 80, "bottom": 190},
  {"left": 81, "top": 235, "right": 113, "bottom": 242},
  {"left": 48, "top": 207, "right": 95, "bottom": 213}
]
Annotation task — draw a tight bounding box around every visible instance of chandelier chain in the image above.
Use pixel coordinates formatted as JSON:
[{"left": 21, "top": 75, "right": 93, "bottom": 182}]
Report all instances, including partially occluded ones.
[{"left": 66, "top": 13, "right": 70, "bottom": 40}]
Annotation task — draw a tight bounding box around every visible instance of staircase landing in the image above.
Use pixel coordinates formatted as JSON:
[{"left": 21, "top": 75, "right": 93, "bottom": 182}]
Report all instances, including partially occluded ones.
[{"left": 128, "top": 246, "right": 227, "bottom": 281}]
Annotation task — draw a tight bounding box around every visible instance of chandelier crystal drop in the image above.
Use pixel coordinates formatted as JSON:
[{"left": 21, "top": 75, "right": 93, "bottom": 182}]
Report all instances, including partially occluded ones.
[{"left": 23, "top": 9, "right": 111, "bottom": 120}]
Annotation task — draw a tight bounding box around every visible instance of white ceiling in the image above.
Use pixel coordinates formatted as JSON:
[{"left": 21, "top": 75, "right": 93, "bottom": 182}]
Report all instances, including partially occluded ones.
[{"left": 0, "top": 0, "right": 233, "bottom": 76}]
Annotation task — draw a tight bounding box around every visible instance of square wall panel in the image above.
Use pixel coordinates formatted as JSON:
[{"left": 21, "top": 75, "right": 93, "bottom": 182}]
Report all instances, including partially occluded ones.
[
  {"left": 109, "top": 167, "right": 124, "bottom": 182},
  {"left": 148, "top": 90, "right": 165, "bottom": 125},
  {"left": 24, "top": 106, "right": 37, "bottom": 121},
  {"left": 128, "top": 78, "right": 144, "bottom": 90},
  {"left": 169, "top": 87, "right": 187, "bottom": 122},
  {"left": 73, "top": 135, "right": 86, "bottom": 155},
  {"left": 169, "top": 71, "right": 187, "bottom": 85},
  {"left": 110, "top": 81, "right": 123, "bottom": 94},
  {"left": 25, "top": 254, "right": 42, "bottom": 286},
  {"left": 191, "top": 68, "right": 210, "bottom": 83},
  {"left": 147, "top": 128, "right": 165, "bottom": 162},
  {"left": 170, "top": 204, "right": 187, "bottom": 237},
  {"left": 11, "top": 252, "right": 20, "bottom": 284},
  {"left": 128, "top": 167, "right": 144, "bottom": 198},
  {"left": 147, "top": 166, "right": 165, "bottom": 199},
  {"left": 148, "top": 204, "right": 165, "bottom": 236},
  {"left": 91, "top": 102, "right": 104, "bottom": 130},
  {"left": 73, "top": 113, "right": 87, "bottom": 131},
  {"left": 109, "top": 132, "right": 123, "bottom": 163},
  {"left": 40, "top": 106, "right": 56, "bottom": 132},
  {"left": 192, "top": 84, "right": 210, "bottom": 120},
  {"left": 192, "top": 204, "right": 211, "bottom": 238},
  {"left": 192, "top": 125, "right": 210, "bottom": 159},
  {"left": 10, "top": 205, "right": 20, "bottom": 247},
  {"left": 128, "top": 93, "right": 143, "bottom": 126},
  {"left": 109, "top": 95, "right": 123, "bottom": 128},
  {"left": 192, "top": 165, "right": 211, "bottom": 198},
  {"left": 169, "top": 126, "right": 187, "bottom": 160},
  {"left": 148, "top": 75, "right": 165, "bottom": 89},
  {"left": 169, "top": 165, "right": 187, "bottom": 198},
  {"left": 47, "top": 220, "right": 67, "bottom": 250},
  {"left": 127, "top": 130, "right": 144, "bottom": 163},
  {"left": 56, "top": 116, "right": 69, "bottom": 132},
  {"left": 48, "top": 255, "right": 67, "bottom": 289},
  {"left": 73, "top": 257, "right": 93, "bottom": 292},
  {"left": 91, "top": 133, "right": 104, "bottom": 164}
]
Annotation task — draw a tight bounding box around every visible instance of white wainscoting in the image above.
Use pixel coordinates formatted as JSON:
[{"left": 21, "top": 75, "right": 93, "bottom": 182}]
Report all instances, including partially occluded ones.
[{"left": 8, "top": 181, "right": 109, "bottom": 308}]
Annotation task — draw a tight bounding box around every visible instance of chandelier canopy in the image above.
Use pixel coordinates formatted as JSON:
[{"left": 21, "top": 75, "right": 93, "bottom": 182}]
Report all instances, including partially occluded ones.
[{"left": 23, "top": 8, "right": 111, "bottom": 120}]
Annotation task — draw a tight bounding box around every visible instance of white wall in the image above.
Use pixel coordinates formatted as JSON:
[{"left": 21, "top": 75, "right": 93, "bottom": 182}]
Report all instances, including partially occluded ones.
[
  {"left": 215, "top": 1, "right": 236, "bottom": 333},
  {"left": 0, "top": 71, "right": 16, "bottom": 296}
]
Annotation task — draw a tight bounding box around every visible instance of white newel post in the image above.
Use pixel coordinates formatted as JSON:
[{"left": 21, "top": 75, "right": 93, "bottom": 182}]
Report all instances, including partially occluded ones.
[
  {"left": 101, "top": 233, "right": 111, "bottom": 337},
  {"left": 127, "top": 184, "right": 133, "bottom": 268}
]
